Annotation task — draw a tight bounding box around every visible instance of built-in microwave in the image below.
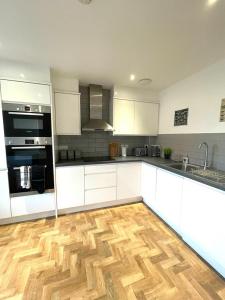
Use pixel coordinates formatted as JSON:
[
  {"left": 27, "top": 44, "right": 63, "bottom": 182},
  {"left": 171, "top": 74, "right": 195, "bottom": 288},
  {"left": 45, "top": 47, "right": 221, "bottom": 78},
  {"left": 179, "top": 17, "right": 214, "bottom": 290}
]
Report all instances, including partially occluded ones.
[{"left": 2, "top": 103, "right": 52, "bottom": 138}]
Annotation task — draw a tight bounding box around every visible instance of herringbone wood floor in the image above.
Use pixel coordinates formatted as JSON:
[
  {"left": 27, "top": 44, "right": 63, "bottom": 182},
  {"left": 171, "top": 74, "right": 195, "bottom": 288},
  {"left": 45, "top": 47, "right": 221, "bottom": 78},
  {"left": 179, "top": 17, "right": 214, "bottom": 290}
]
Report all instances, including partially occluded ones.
[{"left": 0, "top": 203, "right": 224, "bottom": 300}]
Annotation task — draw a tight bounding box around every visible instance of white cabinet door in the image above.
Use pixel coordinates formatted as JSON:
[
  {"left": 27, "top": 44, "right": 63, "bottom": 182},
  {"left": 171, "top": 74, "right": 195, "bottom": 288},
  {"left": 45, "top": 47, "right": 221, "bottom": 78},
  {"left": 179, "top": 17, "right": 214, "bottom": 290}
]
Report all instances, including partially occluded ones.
[
  {"left": 0, "top": 170, "right": 11, "bottom": 219},
  {"left": 11, "top": 192, "right": 55, "bottom": 217},
  {"left": 181, "top": 179, "right": 225, "bottom": 277},
  {"left": 56, "top": 166, "right": 84, "bottom": 210},
  {"left": 54, "top": 92, "right": 81, "bottom": 135},
  {"left": 0, "top": 80, "right": 51, "bottom": 105},
  {"left": 155, "top": 169, "right": 183, "bottom": 234},
  {"left": 141, "top": 163, "right": 157, "bottom": 209},
  {"left": 117, "top": 163, "right": 141, "bottom": 200},
  {"left": 113, "top": 99, "right": 134, "bottom": 135},
  {"left": 134, "top": 102, "right": 159, "bottom": 136},
  {"left": 0, "top": 98, "right": 7, "bottom": 169}
]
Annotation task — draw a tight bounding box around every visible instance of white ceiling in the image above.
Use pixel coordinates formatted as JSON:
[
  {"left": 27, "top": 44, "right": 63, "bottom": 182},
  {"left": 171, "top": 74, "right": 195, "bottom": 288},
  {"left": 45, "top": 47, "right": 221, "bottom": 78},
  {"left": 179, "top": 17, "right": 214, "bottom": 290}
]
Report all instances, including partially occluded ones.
[{"left": 0, "top": 0, "right": 225, "bottom": 91}]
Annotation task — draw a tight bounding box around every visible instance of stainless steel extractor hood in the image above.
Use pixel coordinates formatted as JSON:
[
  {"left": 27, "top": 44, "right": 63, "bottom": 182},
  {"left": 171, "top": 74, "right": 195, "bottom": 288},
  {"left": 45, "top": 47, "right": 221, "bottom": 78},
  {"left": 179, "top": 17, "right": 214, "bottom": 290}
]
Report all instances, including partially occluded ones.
[{"left": 82, "top": 84, "right": 114, "bottom": 132}]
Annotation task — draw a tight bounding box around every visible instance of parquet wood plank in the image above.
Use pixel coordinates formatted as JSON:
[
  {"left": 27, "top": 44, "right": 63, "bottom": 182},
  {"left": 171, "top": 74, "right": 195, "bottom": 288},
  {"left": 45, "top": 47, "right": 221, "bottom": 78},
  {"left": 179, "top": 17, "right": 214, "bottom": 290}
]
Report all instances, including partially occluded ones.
[{"left": 0, "top": 203, "right": 224, "bottom": 299}]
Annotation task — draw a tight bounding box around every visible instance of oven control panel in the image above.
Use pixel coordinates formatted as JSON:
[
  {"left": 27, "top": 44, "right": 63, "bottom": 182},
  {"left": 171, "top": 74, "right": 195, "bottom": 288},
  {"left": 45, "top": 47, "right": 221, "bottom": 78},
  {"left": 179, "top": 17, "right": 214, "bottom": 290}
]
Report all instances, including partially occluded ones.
[{"left": 5, "top": 137, "right": 51, "bottom": 146}]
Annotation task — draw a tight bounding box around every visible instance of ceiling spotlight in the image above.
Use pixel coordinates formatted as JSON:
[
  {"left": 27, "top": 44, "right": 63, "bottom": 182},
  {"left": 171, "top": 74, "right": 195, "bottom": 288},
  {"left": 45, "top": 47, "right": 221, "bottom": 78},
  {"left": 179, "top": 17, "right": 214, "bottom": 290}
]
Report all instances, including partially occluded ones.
[
  {"left": 130, "top": 74, "right": 135, "bottom": 81},
  {"left": 138, "top": 78, "right": 152, "bottom": 86},
  {"left": 207, "top": 0, "right": 218, "bottom": 6},
  {"left": 78, "top": 0, "right": 92, "bottom": 4}
]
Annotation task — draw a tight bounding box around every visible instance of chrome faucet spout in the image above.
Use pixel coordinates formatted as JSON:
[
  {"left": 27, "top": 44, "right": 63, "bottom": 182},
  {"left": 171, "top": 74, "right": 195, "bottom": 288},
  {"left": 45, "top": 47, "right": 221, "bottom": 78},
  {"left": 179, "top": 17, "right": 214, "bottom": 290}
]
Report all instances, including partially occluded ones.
[{"left": 199, "top": 142, "right": 208, "bottom": 170}]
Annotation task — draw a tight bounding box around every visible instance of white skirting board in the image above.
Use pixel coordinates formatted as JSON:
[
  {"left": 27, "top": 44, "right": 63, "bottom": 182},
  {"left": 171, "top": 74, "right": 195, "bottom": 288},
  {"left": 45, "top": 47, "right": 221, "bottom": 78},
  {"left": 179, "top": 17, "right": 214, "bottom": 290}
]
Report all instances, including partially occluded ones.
[
  {"left": 58, "top": 197, "right": 142, "bottom": 216},
  {"left": 0, "top": 210, "right": 55, "bottom": 225},
  {"left": 0, "top": 197, "right": 142, "bottom": 225}
]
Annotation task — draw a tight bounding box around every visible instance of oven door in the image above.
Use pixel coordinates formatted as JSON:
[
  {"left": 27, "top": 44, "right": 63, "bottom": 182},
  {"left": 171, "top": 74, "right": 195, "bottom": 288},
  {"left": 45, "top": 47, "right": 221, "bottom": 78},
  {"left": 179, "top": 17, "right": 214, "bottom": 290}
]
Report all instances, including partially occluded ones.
[
  {"left": 6, "top": 145, "right": 54, "bottom": 194},
  {"left": 3, "top": 111, "right": 52, "bottom": 137}
]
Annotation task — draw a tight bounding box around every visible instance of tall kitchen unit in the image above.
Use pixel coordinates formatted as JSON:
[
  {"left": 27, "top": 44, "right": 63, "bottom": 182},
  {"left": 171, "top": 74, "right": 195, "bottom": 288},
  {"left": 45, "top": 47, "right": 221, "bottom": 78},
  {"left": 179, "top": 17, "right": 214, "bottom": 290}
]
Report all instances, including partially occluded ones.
[{"left": 0, "top": 95, "right": 11, "bottom": 220}]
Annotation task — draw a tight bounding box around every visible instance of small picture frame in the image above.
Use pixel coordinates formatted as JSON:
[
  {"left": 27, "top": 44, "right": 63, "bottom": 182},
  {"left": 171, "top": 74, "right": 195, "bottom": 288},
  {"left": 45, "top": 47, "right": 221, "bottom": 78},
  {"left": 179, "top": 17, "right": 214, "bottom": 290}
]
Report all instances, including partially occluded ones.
[
  {"left": 220, "top": 99, "right": 225, "bottom": 122},
  {"left": 174, "top": 108, "right": 189, "bottom": 126}
]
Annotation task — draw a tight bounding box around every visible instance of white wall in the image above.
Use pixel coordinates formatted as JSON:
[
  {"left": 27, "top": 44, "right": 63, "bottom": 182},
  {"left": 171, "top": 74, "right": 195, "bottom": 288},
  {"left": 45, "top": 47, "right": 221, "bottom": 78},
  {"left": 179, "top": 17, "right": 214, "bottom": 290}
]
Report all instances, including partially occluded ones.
[{"left": 159, "top": 59, "right": 225, "bottom": 134}]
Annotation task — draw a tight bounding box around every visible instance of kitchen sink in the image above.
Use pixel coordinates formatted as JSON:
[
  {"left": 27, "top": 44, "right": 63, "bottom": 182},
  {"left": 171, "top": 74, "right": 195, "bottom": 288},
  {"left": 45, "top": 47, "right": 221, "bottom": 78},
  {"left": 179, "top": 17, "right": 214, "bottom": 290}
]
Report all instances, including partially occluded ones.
[
  {"left": 191, "top": 168, "right": 225, "bottom": 184},
  {"left": 169, "top": 163, "right": 225, "bottom": 184},
  {"left": 169, "top": 163, "right": 201, "bottom": 172}
]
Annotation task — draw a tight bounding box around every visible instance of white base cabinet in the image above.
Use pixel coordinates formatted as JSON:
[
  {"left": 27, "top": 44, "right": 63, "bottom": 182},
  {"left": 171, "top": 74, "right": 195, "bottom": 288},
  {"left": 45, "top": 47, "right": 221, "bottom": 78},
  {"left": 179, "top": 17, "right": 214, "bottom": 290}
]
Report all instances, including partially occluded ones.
[
  {"left": 11, "top": 192, "right": 55, "bottom": 217},
  {"left": 117, "top": 162, "right": 141, "bottom": 200},
  {"left": 84, "top": 164, "right": 117, "bottom": 205},
  {"left": 181, "top": 178, "right": 225, "bottom": 278},
  {"left": 0, "top": 170, "right": 11, "bottom": 219},
  {"left": 155, "top": 169, "right": 183, "bottom": 235},
  {"left": 141, "top": 163, "right": 157, "bottom": 209},
  {"left": 56, "top": 166, "right": 84, "bottom": 210}
]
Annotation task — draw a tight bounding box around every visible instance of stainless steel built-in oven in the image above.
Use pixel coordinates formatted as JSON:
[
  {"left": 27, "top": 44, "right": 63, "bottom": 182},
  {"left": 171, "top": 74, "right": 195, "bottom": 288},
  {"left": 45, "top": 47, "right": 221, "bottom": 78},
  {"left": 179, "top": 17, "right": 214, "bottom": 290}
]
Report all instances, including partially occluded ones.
[
  {"left": 2, "top": 103, "right": 51, "bottom": 138},
  {"left": 6, "top": 137, "right": 54, "bottom": 196}
]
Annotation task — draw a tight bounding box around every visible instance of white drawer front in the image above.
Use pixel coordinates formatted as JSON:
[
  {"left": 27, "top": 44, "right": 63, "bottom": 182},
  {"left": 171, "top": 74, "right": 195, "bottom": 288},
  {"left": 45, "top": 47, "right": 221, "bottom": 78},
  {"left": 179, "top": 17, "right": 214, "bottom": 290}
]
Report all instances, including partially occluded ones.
[
  {"left": 85, "top": 187, "right": 116, "bottom": 205},
  {"left": 11, "top": 193, "right": 55, "bottom": 217},
  {"left": 85, "top": 173, "right": 116, "bottom": 190},
  {"left": 85, "top": 164, "right": 117, "bottom": 174}
]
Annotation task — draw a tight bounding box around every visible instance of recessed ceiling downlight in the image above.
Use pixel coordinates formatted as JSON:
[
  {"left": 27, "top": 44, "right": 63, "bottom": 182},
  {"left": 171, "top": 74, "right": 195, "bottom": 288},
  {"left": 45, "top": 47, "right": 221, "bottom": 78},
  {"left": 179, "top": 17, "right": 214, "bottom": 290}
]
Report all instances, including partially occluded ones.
[
  {"left": 138, "top": 78, "right": 152, "bottom": 86},
  {"left": 78, "top": 0, "right": 92, "bottom": 4}
]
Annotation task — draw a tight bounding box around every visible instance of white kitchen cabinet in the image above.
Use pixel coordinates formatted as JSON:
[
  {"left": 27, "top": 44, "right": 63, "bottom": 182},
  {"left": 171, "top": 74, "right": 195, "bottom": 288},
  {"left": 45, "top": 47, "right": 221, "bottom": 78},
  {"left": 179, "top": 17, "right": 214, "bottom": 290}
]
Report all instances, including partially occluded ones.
[
  {"left": 141, "top": 163, "right": 157, "bottom": 209},
  {"left": 134, "top": 102, "right": 159, "bottom": 136},
  {"left": 0, "top": 170, "right": 11, "bottom": 220},
  {"left": 56, "top": 166, "right": 84, "bottom": 210},
  {"left": 113, "top": 99, "right": 134, "bottom": 135},
  {"left": 0, "top": 80, "right": 51, "bottom": 105},
  {"left": 181, "top": 178, "right": 225, "bottom": 277},
  {"left": 85, "top": 187, "right": 116, "bottom": 205},
  {"left": 54, "top": 92, "right": 81, "bottom": 135},
  {"left": 84, "top": 164, "right": 117, "bottom": 205},
  {"left": 85, "top": 173, "right": 116, "bottom": 190},
  {"left": 0, "top": 98, "right": 7, "bottom": 169},
  {"left": 11, "top": 192, "right": 55, "bottom": 217},
  {"left": 85, "top": 164, "right": 116, "bottom": 175},
  {"left": 155, "top": 169, "right": 183, "bottom": 234},
  {"left": 113, "top": 98, "right": 159, "bottom": 136},
  {"left": 117, "top": 162, "right": 141, "bottom": 200}
]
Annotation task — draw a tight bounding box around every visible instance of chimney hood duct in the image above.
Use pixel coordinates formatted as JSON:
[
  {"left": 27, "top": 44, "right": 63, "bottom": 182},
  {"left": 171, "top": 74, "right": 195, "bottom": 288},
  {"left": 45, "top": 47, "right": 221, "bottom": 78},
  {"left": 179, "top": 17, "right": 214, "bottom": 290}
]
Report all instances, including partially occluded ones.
[{"left": 82, "top": 84, "right": 114, "bottom": 132}]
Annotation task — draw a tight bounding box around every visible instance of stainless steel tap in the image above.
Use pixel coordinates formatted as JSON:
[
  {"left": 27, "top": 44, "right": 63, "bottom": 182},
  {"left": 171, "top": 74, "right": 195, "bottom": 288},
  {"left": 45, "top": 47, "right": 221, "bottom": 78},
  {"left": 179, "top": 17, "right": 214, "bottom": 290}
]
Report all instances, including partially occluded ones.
[{"left": 199, "top": 142, "right": 208, "bottom": 170}]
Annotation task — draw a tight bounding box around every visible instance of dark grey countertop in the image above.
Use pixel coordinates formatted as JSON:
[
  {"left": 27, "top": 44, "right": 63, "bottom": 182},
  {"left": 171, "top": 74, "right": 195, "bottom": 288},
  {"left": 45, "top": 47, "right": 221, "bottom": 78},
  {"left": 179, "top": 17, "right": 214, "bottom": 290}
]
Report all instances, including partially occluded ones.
[{"left": 55, "top": 156, "right": 225, "bottom": 192}]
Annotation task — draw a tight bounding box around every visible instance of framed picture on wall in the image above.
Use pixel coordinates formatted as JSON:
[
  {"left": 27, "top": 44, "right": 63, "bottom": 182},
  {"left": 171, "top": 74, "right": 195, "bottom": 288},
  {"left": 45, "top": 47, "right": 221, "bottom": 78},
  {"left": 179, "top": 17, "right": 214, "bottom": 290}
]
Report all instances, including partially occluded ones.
[
  {"left": 174, "top": 108, "right": 189, "bottom": 126},
  {"left": 220, "top": 99, "right": 225, "bottom": 122}
]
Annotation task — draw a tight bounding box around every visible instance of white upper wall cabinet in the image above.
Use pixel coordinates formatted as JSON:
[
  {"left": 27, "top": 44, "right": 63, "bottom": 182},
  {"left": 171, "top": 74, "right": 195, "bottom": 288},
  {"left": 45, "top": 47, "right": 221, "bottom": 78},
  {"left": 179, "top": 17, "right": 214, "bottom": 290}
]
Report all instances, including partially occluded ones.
[
  {"left": 54, "top": 92, "right": 81, "bottom": 135},
  {"left": 134, "top": 102, "right": 159, "bottom": 136},
  {"left": 0, "top": 80, "right": 51, "bottom": 105},
  {"left": 111, "top": 85, "right": 159, "bottom": 136},
  {"left": 113, "top": 99, "right": 134, "bottom": 135},
  {"left": 112, "top": 99, "right": 159, "bottom": 136}
]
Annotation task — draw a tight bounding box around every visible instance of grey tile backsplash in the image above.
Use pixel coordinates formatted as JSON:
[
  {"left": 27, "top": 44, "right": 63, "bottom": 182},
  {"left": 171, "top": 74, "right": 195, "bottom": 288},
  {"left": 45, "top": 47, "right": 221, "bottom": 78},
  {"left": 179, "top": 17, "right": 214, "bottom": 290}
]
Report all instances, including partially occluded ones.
[
  {"left": 57, "top": 86, "right": 149, "bottom": 157},
  {"left": 156, "top": 133, "right": 225, "bottom": 171},
  {"left": 57, "top": 86, "right": 225, "bottom": 170}
]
